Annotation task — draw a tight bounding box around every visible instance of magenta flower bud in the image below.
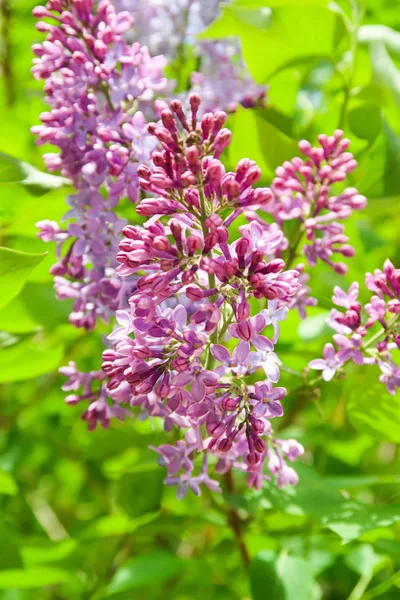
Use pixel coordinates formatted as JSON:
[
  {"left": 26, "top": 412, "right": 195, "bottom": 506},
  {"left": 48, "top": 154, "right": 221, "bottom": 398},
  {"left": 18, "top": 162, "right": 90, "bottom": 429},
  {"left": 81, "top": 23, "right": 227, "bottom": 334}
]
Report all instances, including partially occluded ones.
[
  {"left": 187, "top": 235, "right": 202, "bottom": 255},
  {"left": 207, "top": 160, "right": 225, "bottom": 187},
  {"left": 213, "top": 129, "right": 232, "bottom": 155},
  {"left": 237, "top": 302, "right": 250, "bottom": 321},
  {"left": 203, "top": 232, "right": 218, "bottom": 254},
  {"left": 186, "top": 145, "right": 200, "bottom": 165},
  {"left": 172, "top": 357, "right": 190, "bottom": 372},
  {"left": 152, "top": 152, "right": 165, "bottom": 167},
  {"left": 137, "top": 165, "right": 150, "bottom": 180},
  {"left": 218, "top": 438, "right": 233, "bottom": 452},
  {"left": 244, "top": 165, "right": 261, "bottom": 185},
  {"left": 201, "top": 112, "right": 214, "bottom": 140},
  {"left": 65, "top": 394, "right": 79, "bottom": 405},
  {"left": 254, "top": 438, "right": 266, "bottom": 453},
  {"left": 133, "top": 346, "right": 152, "bottom": 359},
  {"left": 205, "top": 214, "right": 223, "bottom": 230},
  {"left": 250, "top": 418, "right": 265, "bottom": 435},
  {"left": 181, "top": 269, "right": 196, "bottom": 285},
  {"left": 170, "top": 99, "right": 189, "bottom": 130},
  {"left": 186, "top": 286, "right": 203, "bottom": 301},
  {"left": 222, "top": 397, "right": 240, "bottom": 411},
  {"left": 160, "top": 109, "right": 177, "bottom": 133},
  {"left": 247, "top": 452, "right": 260, "bottom": 465},
  {"left": 189, "top": 93, "right": 201, "bottom": 126},
  {"left": 32, "top": 6, "right": 51, "bottom": 17},
  {"left": 388, "top": 299, "right": 400, "bottom": 313},
  {"left": 207, "top": 422, "right": 225, "bottom": 438},
  {"left": 236, "top": 237, "right": 250, "bottom": 256},
  {"left": 156, "top": 374, "right": 170, "bottom": 398},
  {"left": 180, "top": 171, "right": 197, "bottom": 186},
  {"left": 185, "top": 188, "right": 200, "bottom": 208},
  {"left": 266, "top": 258, "right": 285, "bottom": 274},
  {"left": 208, "top": 438, "right": 217, "bottom": 451},
  {"left": 333, "top": 262, "right": 348, "bottom": 275},
  {"left": 377, "top": 340, "right": 388, "bottom": 352},
  {"left": 217, "top": 227, "right": 229, "bottom": 243},
  {"left": 223, "top": 179, "right": 240, "bottom": 198},
  {"left": 212, "top": 111, "right": 228, "bottom": 135},
  {"left": 340, "top": 245, "right": 355, "bottom": 257},
  {"left": 298, "top": 140, "right": 311, "bottom": 155},
  {"left": 236, "top": 320, "right": 254, "bottom": 341},
  {"left": 102, "top": 349, "right": 116, "bottom": 362}
]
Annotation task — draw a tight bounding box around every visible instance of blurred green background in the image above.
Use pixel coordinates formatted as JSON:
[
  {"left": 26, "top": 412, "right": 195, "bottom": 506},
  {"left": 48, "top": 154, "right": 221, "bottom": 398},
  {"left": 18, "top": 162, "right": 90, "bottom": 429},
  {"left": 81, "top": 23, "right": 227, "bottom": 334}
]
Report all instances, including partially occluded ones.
[{"left": 0, "top": 0, "right": 400, "bottom": 598}]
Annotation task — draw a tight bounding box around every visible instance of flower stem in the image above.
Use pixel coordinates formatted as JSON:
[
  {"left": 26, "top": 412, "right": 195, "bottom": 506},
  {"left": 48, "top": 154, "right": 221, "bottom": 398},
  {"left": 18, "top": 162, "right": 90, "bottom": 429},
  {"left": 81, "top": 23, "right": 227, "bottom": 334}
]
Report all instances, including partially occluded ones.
[{"left": 224, "top": 470, "right": 251, "bottom": 571}]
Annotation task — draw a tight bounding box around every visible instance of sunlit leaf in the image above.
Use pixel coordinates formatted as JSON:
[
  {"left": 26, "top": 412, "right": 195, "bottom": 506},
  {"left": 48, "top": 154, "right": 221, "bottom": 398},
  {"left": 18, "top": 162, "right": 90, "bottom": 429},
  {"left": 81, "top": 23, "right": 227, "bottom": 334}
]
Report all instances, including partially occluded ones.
[{"left": 0, "top": 247, "right": 47, "bottom": 311}]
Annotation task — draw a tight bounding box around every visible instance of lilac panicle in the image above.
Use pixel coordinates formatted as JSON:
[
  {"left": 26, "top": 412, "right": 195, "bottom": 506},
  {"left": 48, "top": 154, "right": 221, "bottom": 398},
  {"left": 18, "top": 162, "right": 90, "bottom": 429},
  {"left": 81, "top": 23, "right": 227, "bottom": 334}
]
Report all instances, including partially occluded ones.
[
  {"left": 116, "top": 0, "right": 267, "bottom": 112},
  {"left": 33, "top": 0, "right": 166, "bottom": 329},
  {"left": 270, "top": 130, "right": 366, "bottom": 274},
  {"left": 309, "top": 260, "right": 400, "bottom": 394},
  {"left": 69, "top": 95, "right": 304, "bottom": 496}
]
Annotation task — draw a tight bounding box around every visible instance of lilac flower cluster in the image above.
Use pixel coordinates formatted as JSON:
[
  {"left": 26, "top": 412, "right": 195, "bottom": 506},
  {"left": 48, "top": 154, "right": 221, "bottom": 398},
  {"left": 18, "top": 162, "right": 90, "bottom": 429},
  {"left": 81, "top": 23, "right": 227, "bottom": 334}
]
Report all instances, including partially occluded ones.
[
  {"left": 116, "top": 0, "right": 266, "bottom": 112},
  {"left": 264, "top": 130, "right": 367, "bottom": 275},
  {"left": 33, "top": 0, "right": 166, "bottom": 329},
  {"left": 87, "top": 96, "right": 304, "bottom": 496},
  {"left": 310, "top": 260, "right": 400, "bottom": 394}
]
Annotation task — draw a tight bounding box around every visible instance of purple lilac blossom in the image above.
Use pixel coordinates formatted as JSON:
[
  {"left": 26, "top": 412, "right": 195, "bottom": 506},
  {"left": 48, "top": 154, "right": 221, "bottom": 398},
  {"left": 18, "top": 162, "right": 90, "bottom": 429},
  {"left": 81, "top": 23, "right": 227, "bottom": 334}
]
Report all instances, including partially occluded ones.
[
  {"left": 32, "top": 0, "right": 166, "bottom": 329},
  {"left": 67, "top": 96, "right": 304, "bottom": 496},
  {"left": 269, "top": 131, "right": 367, "bottom": 275},
  {"left": 309, "top": 260, "right": 400, "bottom": 395},
  {"left": 115, "top": 0, "right": 267, "bottom": 112}
]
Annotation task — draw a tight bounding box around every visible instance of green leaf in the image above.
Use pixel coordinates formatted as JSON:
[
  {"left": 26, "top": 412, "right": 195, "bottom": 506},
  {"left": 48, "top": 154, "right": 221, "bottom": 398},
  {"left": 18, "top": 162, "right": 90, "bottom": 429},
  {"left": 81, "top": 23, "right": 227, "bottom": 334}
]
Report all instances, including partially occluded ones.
[
  {"left": 116, "top": 470, "right": 164, "bottom": 518},
  {"left": 0, "top": 151, "right": 69, "bottom": 196},
  {"left": 250, "top": 551, "right": 284, "bottom": 600},
  {"left": 0, "top": 152, "right": 24, "bottom": 183},
  {"left": 0, "top": 297, "right": 41, "bottom": 334},
  {"left": 368, "top": 41, "right": 400, "bottom": 110},
  {"left": 0, "top": 335, "right": 63, "bottom": 382},
  {"left": 344, "top": 544, "right": 388, "bottom": 576},
  {"left": 347, "top": 380, "right": 400, "bottom": 442},
  {"left": 228, "top": 107, "right": 298, "bottom": 180},
  {"left": 103, "top": 551, "right": 184, "bottom": 596},
  {"left": 326, "top": 504, "right": 400, "bottom": 544},
  {"left": 277, "top": 556, "right": 315, "bottom": 600},
  {"left": 0, "top": 471, "right": 18, "bottom": 496},
  {"left": 21, "top": 540, "right": 78, "bottom": 567},
  {"left": 79, "top": 512, "right": 160, "bottom": 541},
  {"left": 348, "top": 103, "right": 382, "bottom": 143},
  {"left": 250, "top": 552, "right": 315, "bottom": 600},
  {"left": 0, "top": 567, "right": 71, "bottom": 589},
  {"left": 199, "top": 4, "right": 345, "bottom": 82},
  {"left": 0, "top": 247, "right": 47, "bottom": 311},
  {"left": 358, "top": 120, "right": 400, "bottom": 198}
]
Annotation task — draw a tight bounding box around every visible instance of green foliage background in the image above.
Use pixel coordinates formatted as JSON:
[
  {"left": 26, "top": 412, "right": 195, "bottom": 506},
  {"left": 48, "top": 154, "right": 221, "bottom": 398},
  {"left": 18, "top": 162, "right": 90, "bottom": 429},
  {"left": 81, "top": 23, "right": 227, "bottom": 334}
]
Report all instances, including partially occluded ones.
[{"left": 0, "top": 0, "right": 400, "bottom": 598}]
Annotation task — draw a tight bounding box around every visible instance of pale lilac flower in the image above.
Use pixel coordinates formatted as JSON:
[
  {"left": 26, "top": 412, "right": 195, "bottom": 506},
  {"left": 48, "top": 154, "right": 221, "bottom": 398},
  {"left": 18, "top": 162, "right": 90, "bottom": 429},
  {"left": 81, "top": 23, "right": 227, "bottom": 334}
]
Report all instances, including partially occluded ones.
[
  {"left": 261, "top": 300, "right": 288, "bottom": 343},
  {"left": 309, "top": 343, "right": 342, "bottom": 381}
]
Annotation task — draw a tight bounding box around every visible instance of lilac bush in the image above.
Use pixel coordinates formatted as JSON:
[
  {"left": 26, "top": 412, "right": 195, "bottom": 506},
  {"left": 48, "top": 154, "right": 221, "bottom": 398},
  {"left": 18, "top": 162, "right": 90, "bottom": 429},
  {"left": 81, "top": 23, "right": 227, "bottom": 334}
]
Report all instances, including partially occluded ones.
[{"left": 31, "top": 0, "right": 399, "bottom": 501}]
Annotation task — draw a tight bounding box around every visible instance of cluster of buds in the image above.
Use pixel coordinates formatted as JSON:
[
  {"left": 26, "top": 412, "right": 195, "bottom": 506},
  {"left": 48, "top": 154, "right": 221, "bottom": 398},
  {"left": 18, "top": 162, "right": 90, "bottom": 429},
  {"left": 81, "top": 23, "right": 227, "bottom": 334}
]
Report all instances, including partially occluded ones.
[
  {"left": 310, "top": 260, "right": 400, "bottom": 395},
  {"left": 32, "top": 0, "right": 166, "bottom": 329},
  {"left": 258, "top": 130, "right": 367, "bottom": 275},
  {"left": 73, "top": 96, "right": 305, "bottom": 496}
]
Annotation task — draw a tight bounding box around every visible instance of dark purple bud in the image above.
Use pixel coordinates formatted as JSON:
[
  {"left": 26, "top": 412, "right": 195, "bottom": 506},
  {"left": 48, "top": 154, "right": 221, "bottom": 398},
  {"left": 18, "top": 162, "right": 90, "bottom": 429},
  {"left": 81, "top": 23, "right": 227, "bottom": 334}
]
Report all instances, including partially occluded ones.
[
  {"left": 218, "top": 438, "right": 233, "bottom": 452},
  {"left": 247, "top": 452, "right": 260, "bottom": 465}
]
